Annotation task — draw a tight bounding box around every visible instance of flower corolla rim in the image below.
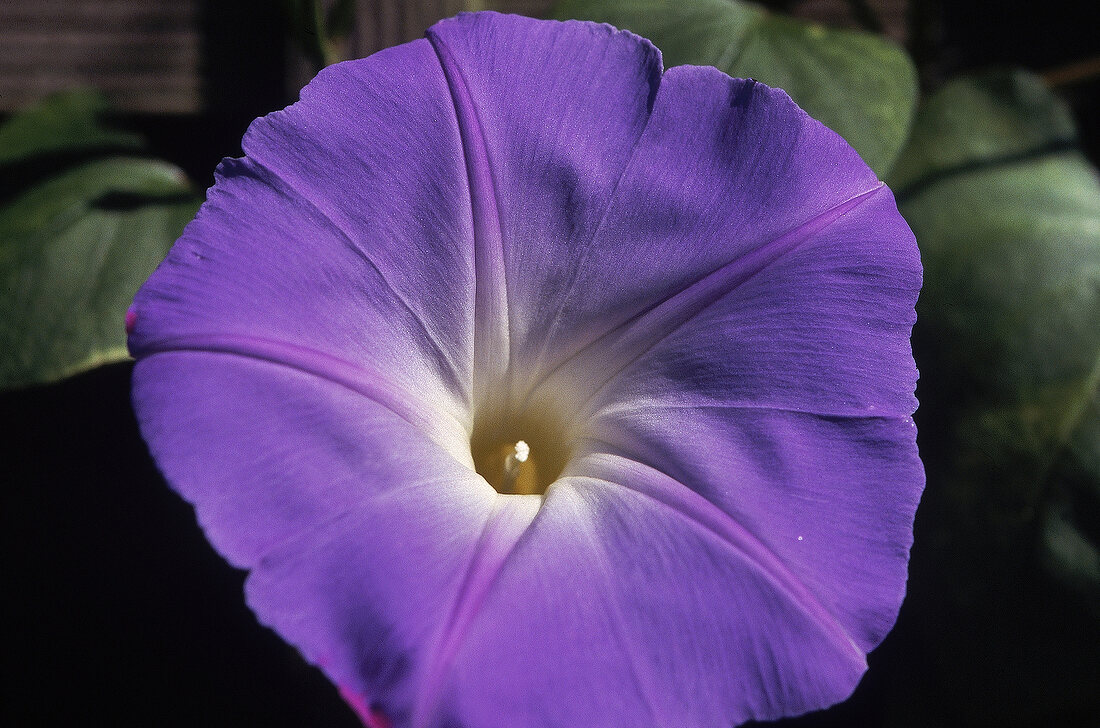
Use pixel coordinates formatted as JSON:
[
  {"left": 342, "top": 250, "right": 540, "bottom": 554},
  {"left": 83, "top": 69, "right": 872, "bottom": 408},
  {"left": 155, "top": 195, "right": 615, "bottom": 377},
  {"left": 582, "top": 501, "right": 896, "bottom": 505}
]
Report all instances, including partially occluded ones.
[{"left": 128, "top": 11, "right": 923, "bottom": 728}]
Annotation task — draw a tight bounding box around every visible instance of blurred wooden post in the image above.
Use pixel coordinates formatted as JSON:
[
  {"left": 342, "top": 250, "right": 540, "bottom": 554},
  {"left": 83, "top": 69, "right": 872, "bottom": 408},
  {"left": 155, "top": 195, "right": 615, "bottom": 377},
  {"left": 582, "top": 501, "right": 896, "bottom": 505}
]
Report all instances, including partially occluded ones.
[
  {"left": 351, "top": 0, "right": 464, "bottom": 56},
  {"left": 349, "top": 0, "right": 555, "bottom": 57},
  {"left": 343, "top": 0, "right": 909, "bottom": 57}
]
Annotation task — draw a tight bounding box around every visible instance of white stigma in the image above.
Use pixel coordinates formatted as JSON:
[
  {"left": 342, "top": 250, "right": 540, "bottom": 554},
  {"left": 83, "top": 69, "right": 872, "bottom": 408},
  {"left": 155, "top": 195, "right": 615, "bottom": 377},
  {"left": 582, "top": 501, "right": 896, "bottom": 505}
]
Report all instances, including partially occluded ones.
[{"left": 513, "top": 440, "right": 530, "bottom": 463}]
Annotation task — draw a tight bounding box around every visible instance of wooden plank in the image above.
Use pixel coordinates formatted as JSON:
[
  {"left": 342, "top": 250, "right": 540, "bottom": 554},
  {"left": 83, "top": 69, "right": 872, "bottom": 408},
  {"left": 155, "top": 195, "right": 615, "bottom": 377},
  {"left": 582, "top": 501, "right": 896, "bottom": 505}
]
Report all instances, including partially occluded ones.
[
  {"left": 349, "top": 0, "right": 553, "bottom": 57},
  {"left": 0, "top": 0, "right": 201, "bottom": 113}
]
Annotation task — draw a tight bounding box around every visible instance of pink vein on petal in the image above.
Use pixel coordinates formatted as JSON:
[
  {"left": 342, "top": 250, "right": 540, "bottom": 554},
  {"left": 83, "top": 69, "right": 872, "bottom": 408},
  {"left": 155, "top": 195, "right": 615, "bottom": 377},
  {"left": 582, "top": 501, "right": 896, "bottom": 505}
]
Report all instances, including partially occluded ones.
[
  {"left": 427, "top": 29, "right": 512, "bottom": 408},
  {"left": 132, "top": 333, "right": 467, "bottom": 450},
  {"left": 528, "top": 183, "right": 887, "bottom": 415},
  {"left": 575, "top": 449, "right": 865, "bottom": 666},
  {"left": 412, "top": 496, "right": 541, "bottom": 728},
  {"left": 339, "top": 685, "right": 392, "bottom": 728},
  {"left": 243, "top": 155, "right": 471, "bottom": 404},
  {"left": 591, "top": 399, "right": 911, "bottom": 422}
]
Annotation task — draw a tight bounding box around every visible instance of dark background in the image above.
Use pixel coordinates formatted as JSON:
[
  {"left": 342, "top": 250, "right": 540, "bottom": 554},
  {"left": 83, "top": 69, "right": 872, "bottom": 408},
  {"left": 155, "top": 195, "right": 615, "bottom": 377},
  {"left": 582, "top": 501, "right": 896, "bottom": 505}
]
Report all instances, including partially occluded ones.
[{"left": 3, "top": 1, "right": 1098, "bottom": 725}]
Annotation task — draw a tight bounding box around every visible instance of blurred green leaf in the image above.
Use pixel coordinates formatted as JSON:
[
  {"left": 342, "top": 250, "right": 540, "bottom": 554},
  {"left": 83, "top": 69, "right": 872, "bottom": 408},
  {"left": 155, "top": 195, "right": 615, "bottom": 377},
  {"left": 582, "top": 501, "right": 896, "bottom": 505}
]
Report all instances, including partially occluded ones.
[
  {"left": 893, "top": 69, "right": 1099, "bottom": 428},
  {"left": 0, "top": 90, "right": 142, "bottom": 167},
  {"left": 893, "top": 69, "right": 1100, "bottom": 725},
  {"left": 889, "top": 71, "right": 1079, "bottom": 194},
  {"left": 551, "top": 0, "right": 917, "bottom": 175},
  {"left": 1, "top": 96, "right": 200, "bottom": 391}
]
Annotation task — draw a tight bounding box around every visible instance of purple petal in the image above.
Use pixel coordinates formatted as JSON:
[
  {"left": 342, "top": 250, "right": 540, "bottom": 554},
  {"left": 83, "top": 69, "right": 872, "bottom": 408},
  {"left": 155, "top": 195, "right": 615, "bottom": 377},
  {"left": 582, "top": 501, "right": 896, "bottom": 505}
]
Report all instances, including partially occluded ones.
[
  {"left": 134, "top": 351, "right": 516, "bottom": 722},
  {"left": 424, "top": 13, "right": 662, "bottom": 398},
  {"left": 130, "top": 11, "right": 923, "bottom": 728},
  {"left": 577, "top": 178, "right": 921, "bottom": 421},
  {"left": 129, "top": 38, "right": 476, "bottom": 450},
  {"left": 440, "top": 477, "right": 878, "bottom": 727},
  {"left": 522, "top": 65, "right": 912, "bottom": 415}
]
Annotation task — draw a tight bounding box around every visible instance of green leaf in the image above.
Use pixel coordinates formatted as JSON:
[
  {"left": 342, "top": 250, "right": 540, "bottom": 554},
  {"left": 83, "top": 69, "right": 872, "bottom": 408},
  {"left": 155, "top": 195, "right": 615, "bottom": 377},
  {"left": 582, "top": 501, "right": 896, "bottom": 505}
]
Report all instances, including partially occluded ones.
[
  {"left": 0, "top": 157, "right": 199, "bottom": 390},
  {"left": 551, "top": 0, "right": 917, "bottom": 175},
  {"left": 0, "top": 89, "right": 143, "bottom": 167},
  {"left": 893, "top": 69, "right": 1100, "bottom": 723}
]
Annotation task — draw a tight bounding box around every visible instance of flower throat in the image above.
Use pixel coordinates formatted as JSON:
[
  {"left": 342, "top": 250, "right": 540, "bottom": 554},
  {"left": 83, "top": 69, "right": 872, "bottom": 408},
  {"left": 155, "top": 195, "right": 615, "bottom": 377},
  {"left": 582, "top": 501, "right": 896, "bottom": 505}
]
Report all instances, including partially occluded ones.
[{"left": 469, "top": 405, "right": 572, "bottom": 495}]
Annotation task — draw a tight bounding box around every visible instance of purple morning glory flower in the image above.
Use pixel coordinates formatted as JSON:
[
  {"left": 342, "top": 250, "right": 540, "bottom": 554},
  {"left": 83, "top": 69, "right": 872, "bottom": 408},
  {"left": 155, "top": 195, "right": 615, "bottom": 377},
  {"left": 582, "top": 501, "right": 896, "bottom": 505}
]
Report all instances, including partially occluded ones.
[{"left": 128, "top": 11, "right": 922, "bottom": 728}]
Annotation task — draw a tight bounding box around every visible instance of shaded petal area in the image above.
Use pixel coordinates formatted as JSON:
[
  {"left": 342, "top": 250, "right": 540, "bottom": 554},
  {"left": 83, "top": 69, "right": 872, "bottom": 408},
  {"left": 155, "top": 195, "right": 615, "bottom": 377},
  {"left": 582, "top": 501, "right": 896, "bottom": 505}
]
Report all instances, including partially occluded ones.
[
  {"left": 512, "top": 64, "right": 883, "bottom": 402},
  {"left": 565, "top": 119, "right": 924, "bottom": 654}
]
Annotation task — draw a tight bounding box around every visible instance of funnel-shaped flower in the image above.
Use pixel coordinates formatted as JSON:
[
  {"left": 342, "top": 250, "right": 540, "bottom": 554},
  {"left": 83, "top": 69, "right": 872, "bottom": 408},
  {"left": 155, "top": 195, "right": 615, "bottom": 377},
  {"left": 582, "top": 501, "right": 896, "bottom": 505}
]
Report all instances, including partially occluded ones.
[{"left": 128, "top": 11, "right": 922, "bottom": 728}]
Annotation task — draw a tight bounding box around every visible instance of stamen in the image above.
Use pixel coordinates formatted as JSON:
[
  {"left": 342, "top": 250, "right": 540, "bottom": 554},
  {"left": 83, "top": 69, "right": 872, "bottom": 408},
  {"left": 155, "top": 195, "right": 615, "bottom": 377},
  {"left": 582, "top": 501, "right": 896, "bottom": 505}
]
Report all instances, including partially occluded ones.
[
  {"left": 470, "top": 406, "right": 570, "bottom": 495},
  {"left": 501, "top": 440, "right": 529, "bottom": 493}
]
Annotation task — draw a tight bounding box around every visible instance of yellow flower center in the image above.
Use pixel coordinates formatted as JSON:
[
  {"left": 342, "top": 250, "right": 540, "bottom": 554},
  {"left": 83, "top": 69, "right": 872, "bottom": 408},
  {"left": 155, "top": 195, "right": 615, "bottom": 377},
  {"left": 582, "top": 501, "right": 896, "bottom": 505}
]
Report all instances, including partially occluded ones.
[{"left": 470, "top": 404, "right": 572, "bottom": 495}]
